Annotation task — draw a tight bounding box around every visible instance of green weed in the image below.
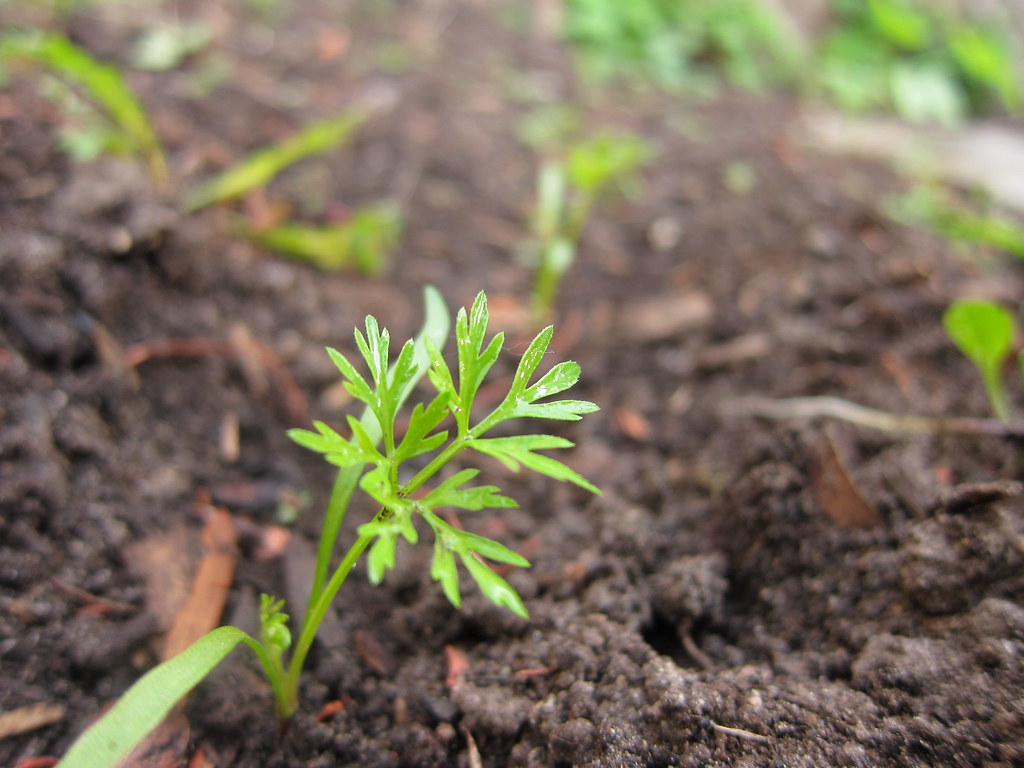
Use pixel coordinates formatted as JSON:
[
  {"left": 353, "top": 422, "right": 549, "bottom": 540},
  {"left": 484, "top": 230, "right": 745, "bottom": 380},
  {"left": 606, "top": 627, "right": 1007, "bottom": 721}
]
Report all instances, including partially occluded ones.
[
  {"left": 886, "top": 184, "right": 1024, "bottom": 261},
  {"left": 818, "top": 0, "right": 1022, "bottom": 124},
  {"left": 563, "top": 0, "right": 798, "bottom": 92},
  {"left": 528, "top": 132, "right": 649, "bottom": 322},
  {"left": 1, "top": 29, "right": 168, "bottom": 185},
  {"left": 243, "top": 202, "right": 403, "bottom": 275},
  {"left": 183, "top": 111, "right": 366, "bottom": 212}
]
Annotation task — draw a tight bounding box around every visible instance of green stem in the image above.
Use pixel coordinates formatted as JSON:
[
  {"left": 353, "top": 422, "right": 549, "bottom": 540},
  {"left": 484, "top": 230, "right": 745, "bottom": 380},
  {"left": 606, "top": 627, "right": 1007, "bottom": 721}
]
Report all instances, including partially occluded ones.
[
  {"left": 281, "top": 531, "right": 374, "bottom": 717},
  {"left": 983, "top": 368, "right": 1009, "bottom": 421},
  {"left": 242, "top": 637, "right": 293, "bottom": 720},
  {"left": 309, "top": 465, "right": 361, "bottom": 607}
]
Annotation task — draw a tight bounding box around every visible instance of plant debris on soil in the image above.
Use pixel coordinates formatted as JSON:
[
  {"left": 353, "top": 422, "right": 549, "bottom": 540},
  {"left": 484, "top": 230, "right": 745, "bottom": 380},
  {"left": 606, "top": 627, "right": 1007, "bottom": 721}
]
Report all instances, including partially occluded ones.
[{"left": 2, "top": 2, "right": 1024, "bottom": 767}]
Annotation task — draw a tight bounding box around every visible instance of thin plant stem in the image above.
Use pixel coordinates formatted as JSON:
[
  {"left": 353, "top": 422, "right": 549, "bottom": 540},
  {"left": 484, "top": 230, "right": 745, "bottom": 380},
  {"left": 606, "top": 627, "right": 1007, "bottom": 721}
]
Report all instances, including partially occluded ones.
[
  {"left": 282, "top": 531, "right": 374, "bottom": 716},
  {"left": 308, "top": 466, "right": 360, "bottom": 608}
]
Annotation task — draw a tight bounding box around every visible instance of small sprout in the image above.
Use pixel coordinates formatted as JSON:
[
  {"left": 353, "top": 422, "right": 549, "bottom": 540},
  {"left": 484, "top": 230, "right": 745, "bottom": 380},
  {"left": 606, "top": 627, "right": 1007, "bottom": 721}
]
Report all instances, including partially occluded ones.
[
  {"left": 943, "top": 299, "right": 1015, "bottom": 420},
  {"left": 183, "top": 110, "right": 366, "bottom": 212},
  {"left": 55, "top": 288, "right": 600, "bottom": 766},
  {"left": 243, "top": 202, "right": 403, "bottom": 274},
  {"left": 1, "top": 30, "right": 167, "bottom": 185},
  {"left": 528, "top": 133, "right": 649, "bottom": 323}
]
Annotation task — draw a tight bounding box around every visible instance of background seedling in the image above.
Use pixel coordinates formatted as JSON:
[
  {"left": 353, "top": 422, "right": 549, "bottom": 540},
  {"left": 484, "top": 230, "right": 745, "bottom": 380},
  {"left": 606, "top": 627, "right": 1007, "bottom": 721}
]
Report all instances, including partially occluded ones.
[
  {"left": 943, "top": 299, "right": 1017, "bottom": 420},
  {"left": 563, "top": 0, "right": 797, "bottom": 93},
  {"left": 529, "top": 132, "right": 649, "bottom": 323},
  {"left": 818, "top": 0, "right": 1022, "bottom": 124},
  {"left": 55, "top": 288, "right": 600, "bottom": 768},
  {"left": 243, "top": 201, "right": 403, "bottom": 275},
  {"left": 183, "top": 110, "right": 366, "bottom": 212},
  {"left": 886, "top": 183, "right": 1024, "bottom": 261},
  {"left": 1, "top": 30, "right": 168, "bottom": 185}
]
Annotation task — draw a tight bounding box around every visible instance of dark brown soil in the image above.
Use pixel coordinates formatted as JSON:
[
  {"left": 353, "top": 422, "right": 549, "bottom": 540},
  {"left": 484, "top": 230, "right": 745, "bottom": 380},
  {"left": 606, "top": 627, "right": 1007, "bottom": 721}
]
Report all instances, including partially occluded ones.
[{"left": 3, "top": 2, "right": 1024, "bottom": 767}]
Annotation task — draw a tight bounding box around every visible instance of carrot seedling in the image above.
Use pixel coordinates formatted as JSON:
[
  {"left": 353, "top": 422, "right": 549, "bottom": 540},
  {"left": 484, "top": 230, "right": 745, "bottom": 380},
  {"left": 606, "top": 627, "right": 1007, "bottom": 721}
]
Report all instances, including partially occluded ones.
[
  {"left": 943, "top": 299, "right": 1016, "bottom": 420},
  {"left": 182, "top": 110, "right": 365, "bottom": 212},
  {"left": 529, "top": 133, "right": 648, "bottom": 323},
  {"left": 243, "top": 201, "right": 402, "bottom": 275},
  {"left": 55, "top": 288, "right": 600, "bottom": 768},
  {"left": 1, "top": 30, "right": 167, "bottom": 186}
]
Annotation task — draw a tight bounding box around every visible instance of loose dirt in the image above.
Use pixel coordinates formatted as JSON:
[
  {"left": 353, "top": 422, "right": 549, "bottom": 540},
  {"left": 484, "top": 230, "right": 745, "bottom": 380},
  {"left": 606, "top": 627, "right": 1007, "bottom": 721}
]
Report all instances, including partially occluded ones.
[{"left": 2, "top": 2, "right": 1023, "bottom": 767}]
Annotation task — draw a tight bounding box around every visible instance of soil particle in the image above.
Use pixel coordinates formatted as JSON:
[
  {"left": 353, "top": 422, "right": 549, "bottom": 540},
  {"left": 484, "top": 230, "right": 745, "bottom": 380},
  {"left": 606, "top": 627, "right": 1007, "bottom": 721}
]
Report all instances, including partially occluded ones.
[
  {"left": 900, "top": 501, "right": 1024, "bottom": 614},
  {"left": 649, "top": 552, "right": 729, "bottom": 626}
]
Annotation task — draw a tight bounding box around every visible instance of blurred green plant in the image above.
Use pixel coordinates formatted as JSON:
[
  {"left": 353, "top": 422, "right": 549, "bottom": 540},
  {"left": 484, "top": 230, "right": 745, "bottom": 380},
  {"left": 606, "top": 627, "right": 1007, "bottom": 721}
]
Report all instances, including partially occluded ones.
[
  {"left": 132, "top": 18, "right": 212, "bottom": 71},
  {"left": 1, "top": 29, "right": 168, "bottom": 185},
  {"left": 818, "top": 0, "right": 1022, "bottom": 124},
  {"left": 563, "top": 0, "right": 799, "bottom": 92},
  {"left": 528, "top": 132, "right": 649, "bottom": 322},
  {"left": 943, "top": 299, "right": 1019, "bottom": 420},
  {"left": 243, "top": 202, "right": 403, "bottom": 275},
  {"left": 183, "top": 110, "right": 366, "bottom": 212},
  {"left": 885, "top": 184, "right": 1024, "bottom": 260}
]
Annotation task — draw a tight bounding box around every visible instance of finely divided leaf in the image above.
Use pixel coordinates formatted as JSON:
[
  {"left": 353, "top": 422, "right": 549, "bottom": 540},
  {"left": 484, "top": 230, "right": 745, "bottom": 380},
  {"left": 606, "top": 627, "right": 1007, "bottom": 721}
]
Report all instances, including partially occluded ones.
[
  {"left": 525, "top": 361, "right": 581, "bottom": 400},
  {"left": 451, "top": 292, "right": 504, "bottom": 428},
  {"left": 509, "top": 399, "right": 600, "bottom": 421},
  {"left": 327, "top": 346, "right": 374, "bottom": 406},
  {"left": 460, "top": 555, "right": 528, "bottom": 618},
  {"left": 355, "top": 316, "right": 389, "bottom": 388},
  {"left": 423, "top": 468, "right": 518, "bottom": 511},
  {"left": 509, "top": 325, "right": 554, "bottom": 397},
  {"left": 431, "top": 538, "right": 461, "bottom": 607},
  {"left": 456, "top": 530, "right": 530, "bottom": 567},
  {"left": 471, "top": 435, "right": 601, "bottom": 494},
  {"left": 388, "top": 339, "right": 418, "bottom": 403},
  {"left": 286, "top": 421, "right": 366, "bottom": 466},
  {"left": 365, "top": 533, "right": 398, "bottom": 584},
  {"left": 393, "top": 396, "right": 450, "bottom": 464}
]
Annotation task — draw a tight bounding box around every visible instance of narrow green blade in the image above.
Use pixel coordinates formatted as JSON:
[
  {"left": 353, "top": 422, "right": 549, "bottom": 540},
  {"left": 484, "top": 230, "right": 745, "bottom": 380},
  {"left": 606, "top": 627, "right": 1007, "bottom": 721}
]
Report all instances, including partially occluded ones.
[
  {"left": 184, "top": 111, "right": 365, "bottom": 211},
  {"left": 56, "top": 626, "right": 252, "bottom": 768}
]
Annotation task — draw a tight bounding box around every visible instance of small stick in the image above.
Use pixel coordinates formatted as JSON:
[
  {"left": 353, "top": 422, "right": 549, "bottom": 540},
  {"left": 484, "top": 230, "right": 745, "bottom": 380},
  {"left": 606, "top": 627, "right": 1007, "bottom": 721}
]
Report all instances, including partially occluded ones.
[
  {"left": 680, "top": 622, "right": 715, "bottom": 671},
  {"left": 709, "top": 721, "right": 771, "bottom": 744},
  {"left": 727, "top": 396, "right": 1024, "bottom": 437}
]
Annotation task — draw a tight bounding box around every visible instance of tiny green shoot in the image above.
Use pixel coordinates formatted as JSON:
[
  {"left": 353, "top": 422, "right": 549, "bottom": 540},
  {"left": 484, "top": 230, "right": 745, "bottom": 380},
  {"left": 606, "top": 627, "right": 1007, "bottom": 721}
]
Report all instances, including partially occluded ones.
[
  {"left": 183, "top": 110, "right": 366, "bottom": 212},
  {"left": 943, "top": 299, "right": 1016, "bottom": 420},
  {"left": 55, "top": 288, "right": 600, "bottom": 768},
  {"left": 1, "top": 30, "right": 168, "bottom": 185},
  {"left": 885, "top": 184, "right": 1024, "bottom": 261},
  {"left": 242, "top": 201, "right": 402, "bottom": 275},
  {"left": 529, "top": 133, "right": 648, "bottom": 323}
]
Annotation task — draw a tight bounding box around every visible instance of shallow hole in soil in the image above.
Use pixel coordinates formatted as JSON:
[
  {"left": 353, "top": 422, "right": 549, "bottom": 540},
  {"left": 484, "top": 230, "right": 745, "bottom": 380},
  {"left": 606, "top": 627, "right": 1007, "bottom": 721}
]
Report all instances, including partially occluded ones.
[{"left": 641, "top": 611, "right": 689, "bottom": 666}]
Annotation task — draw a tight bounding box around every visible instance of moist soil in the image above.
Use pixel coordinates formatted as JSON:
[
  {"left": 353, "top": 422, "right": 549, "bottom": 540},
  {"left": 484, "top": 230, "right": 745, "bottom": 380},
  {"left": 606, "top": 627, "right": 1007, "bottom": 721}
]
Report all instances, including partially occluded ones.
[{"left": 3, "top": 2, "right": 1024, "bottom": 767}]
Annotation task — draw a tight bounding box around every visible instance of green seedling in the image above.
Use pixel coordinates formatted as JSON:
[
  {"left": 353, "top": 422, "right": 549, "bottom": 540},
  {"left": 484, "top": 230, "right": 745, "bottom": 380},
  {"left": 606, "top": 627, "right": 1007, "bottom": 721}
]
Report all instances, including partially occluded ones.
[
  {"left": 943, "top": 299, "right": 1016, "bottom": 420},
  {"left": 529, "top": 133, "right": 648, "bottom": 322},
  {"left": 243, "top": 201, "right": 403, "bottom": 275},
  {"left": 885, "top": 184, "right": 1024, "bottom": 261},
  {"left": 183, "top": 110, "right": 366, "bottom": 212},
  {"left": 818, "top": 0, "right": 1022, "bottom": 123},
  {"left": 563, "top": 0, "right": 797, "bottom": 92},
  {"left": 55, "top": 288, "right": 600, "bottom": 768},
  {"left": 1, "top": 30, "right": 167, "bottom": 185}
]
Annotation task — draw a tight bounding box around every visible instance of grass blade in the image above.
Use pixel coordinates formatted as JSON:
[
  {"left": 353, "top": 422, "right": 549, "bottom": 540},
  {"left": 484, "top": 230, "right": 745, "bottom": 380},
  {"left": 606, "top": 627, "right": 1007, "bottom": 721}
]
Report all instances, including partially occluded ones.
[
  {"left": 56, "top": 626, "right": 252, "bottom": 768},
  {"left": 184, "top": 110, "right": 365, "bottom": 211},
  {"left": 3, "top": 31, "right": 167, "bottom": 186}
]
